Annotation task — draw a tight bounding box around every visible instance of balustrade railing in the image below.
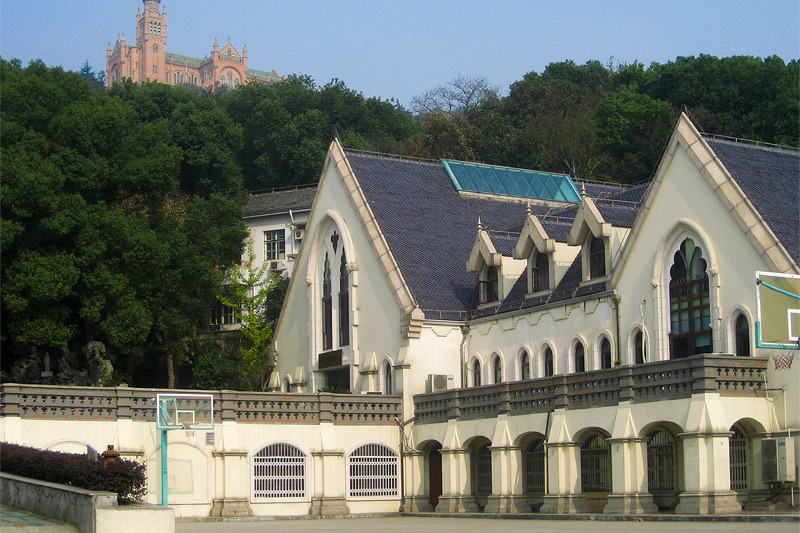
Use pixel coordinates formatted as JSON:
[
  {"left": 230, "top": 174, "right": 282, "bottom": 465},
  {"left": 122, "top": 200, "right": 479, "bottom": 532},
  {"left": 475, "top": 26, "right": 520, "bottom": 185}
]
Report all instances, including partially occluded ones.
[
  {"left": 0, "top": 385, "right": 401, "bottom": 425},
  {"left": 414, "top": 354, "right": 768, "bottom": 425}
]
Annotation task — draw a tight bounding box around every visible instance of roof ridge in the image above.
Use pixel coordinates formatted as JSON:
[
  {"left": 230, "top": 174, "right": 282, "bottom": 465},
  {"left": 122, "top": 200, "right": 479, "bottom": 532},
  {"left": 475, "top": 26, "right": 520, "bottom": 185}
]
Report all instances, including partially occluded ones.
[
  {"left": 703, "top": 134, "right": 800, "bottom": 153},
  {"left": 344, "top": 148, "right": 441, "bottom": 165}
]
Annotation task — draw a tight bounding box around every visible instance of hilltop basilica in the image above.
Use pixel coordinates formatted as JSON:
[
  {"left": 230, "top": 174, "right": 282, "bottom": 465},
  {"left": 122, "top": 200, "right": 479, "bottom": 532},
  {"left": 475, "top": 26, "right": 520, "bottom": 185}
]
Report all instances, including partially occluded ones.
[{"left": 106, "top": 0, "right": 283, "bottom": 91}]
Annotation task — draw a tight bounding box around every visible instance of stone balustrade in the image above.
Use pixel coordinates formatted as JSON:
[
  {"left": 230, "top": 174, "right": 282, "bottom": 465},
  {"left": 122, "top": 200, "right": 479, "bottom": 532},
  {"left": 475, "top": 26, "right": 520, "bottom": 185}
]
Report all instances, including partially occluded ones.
[
  {"left": 0, "top": 385, "right": 402, "bottom": 426},
  {"left": 414, "top": 354, "right": 768, "bottom": 424}
]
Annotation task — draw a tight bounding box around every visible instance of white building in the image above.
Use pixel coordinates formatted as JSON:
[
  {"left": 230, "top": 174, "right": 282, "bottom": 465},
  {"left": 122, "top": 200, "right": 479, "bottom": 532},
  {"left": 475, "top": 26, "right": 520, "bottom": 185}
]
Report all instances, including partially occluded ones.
[{"left": 2, "top": 114, "right": 797, "bottom": 518}]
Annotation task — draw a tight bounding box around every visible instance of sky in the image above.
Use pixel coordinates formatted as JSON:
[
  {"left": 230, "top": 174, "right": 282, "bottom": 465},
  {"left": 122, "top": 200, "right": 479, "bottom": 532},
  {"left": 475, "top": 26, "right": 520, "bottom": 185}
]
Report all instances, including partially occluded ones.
[{"left": 1, "top": 0, "right": 798, "bottom": 108}]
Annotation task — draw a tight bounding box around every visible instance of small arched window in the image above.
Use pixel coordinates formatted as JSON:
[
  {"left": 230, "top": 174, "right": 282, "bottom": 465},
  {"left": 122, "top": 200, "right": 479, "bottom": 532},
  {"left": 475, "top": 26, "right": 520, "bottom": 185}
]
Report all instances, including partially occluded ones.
[
  {"left": 382, "top": 360, "right": 393, "bottom": 395},
  {"left": 574, "top": 342, "right": 585, "bottom": 373},
  {"left": 493, "top": 356, "right": 502, "bottom": 384},
  {"left": 600, "top": 337, "right": 612, "bottom": 369},
  {"left": 472, "top": 359, "right": 482, "bottom": 387},
  {"left": 520, "top": 351, "right": 530, "bottom": 381},
  {"left": 589, "top": 236, "right": 606, "bottom": 279},
  {"left": 734, "top": 314, "right": 750, "bottom": 357},
  {"left": 634, "top": 330, "right": 644, "bottom": 364},
  {"left": 543, "top": 347, "right": 554, "bottom": 377}
]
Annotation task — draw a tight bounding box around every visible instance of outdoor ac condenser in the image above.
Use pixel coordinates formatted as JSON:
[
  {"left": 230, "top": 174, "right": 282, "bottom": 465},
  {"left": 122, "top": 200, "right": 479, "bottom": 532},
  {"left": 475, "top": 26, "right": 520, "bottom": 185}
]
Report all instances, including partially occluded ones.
[
  {"left": 762, "top": 437, "right": 796, "bottom": 483},
  {"left": 427, "top": 374, "right": 454, "bottom": 393}
]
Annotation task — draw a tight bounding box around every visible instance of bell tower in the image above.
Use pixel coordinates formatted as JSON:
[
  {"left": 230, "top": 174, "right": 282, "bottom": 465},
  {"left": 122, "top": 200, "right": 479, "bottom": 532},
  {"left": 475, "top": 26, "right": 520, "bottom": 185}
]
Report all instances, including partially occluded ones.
[{"left": 136, "top": 0, "right": 167, "bottom": 83}]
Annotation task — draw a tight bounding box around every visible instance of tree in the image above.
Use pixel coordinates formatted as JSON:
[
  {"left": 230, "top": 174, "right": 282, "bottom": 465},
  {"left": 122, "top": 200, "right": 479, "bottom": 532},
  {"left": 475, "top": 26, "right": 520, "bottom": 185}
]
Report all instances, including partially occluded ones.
[
  {"left": 1, "top": 61, "right": 246, "bottom": 387},
  {"left": 411, "top": 75, "right": 499, "bottom": 117},
  {"left": 217, "top": 237, "right": 278, "bottom": 391}
]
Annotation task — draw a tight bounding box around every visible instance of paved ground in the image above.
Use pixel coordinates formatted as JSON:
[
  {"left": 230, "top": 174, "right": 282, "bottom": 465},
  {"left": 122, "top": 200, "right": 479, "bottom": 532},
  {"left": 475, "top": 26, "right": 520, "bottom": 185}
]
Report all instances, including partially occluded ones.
[
  {"left": 175, "top": 515, "right": 800, "bottom": 533},
  {"left": 0, "top": 505, "right": 77, "bottom": 533}
]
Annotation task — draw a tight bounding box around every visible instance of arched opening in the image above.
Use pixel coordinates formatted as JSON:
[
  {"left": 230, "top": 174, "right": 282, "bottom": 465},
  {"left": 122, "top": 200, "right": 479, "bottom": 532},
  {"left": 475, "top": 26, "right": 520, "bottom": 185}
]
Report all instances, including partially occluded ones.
[
  {"left": 472, "top": 359, "right": 482, "bottom": 387},
  {"left": 520, "top": 350, "right": 530, "bottom": 381},
  {"left": 252, "top": 443, "right": 307, "bottom": 500},
  {"left": 729, "top": 424, "right": 748, "bottom": 491},
  {"left": 669, "top": 238, "right": 711, "bottom": 358},
  {"left": 382, "top": 360, "right": 393, "bottom": 395},
  {"left": 522, "top": 434, "right": 546, "bottom": 511},
  {"left": 339, "top": 252, "right": 350, "bottom": 347},
  {"left": 347, "top": 443, "right": 398, "bottom": 498},
  {"left": 580, "top": 431, "right": 611, "bottom": 512},
  {"left": 734, "top": 314, "right": 750, "bottom": 356},
  {"left": 600, "top": 337, "right": 612, "bottom": 369},
  {"left": 469, "top": 437, "right": 492, "bottom": 511},
  {"left": 492, "top": 355, "right": 502, "bottom": 384},
  {"left": 322, "top": 253, "right": 332, "bottom": 350},
  {"left": 646, "top": 426, "right": 679, "bottom": 510},
  {"left": 422, "top": 441, "right": 443, "bottom": 510},
  {"left": 543, "top": 347, "right": 554, "bottom": 377},
  {"left": 634, "top": 330, "right": 644, "bottom": 364},
  {"left": 574, "top": 342, "right": 585, "bottom": 373}
]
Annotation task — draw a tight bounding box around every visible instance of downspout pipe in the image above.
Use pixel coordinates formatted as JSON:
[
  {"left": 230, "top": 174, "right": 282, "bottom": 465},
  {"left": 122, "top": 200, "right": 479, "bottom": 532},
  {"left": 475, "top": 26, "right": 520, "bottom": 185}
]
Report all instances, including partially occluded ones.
[{"left": 613, "top": 291, "right": 622, "bottom": 365}]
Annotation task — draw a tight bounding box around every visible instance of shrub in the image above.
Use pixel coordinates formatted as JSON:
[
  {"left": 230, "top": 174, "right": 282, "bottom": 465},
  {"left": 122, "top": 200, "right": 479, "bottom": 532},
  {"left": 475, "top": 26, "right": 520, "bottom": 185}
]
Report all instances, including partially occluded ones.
[{"left": 0, "top": 442, "right": 147, "bottom": 504}]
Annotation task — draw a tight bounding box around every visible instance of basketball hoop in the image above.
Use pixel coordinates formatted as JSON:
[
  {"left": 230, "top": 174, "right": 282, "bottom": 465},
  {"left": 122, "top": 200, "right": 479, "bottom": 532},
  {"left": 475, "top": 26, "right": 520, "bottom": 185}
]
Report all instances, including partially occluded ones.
[
  {"left": 772, "top": 353, "right": 795, "bottom": 370},
  {"left": 182, "top": 422, "right": 195, "bottom": 438}
]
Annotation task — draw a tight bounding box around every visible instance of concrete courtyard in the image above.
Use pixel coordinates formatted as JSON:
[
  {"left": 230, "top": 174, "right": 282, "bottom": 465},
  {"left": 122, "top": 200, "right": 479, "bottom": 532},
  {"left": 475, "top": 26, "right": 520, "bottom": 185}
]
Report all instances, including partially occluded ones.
[{"left": 175, "top": 515, "right": 800, "bottom": 533}]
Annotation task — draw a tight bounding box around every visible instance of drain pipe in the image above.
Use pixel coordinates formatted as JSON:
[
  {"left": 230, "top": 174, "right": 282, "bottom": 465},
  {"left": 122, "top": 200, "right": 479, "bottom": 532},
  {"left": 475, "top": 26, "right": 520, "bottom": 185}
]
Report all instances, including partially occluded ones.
[
  {"left": 395, "top": 416, "right": 416, "bottom": 512},
  {"left": 460, "top": 325, "right": 471, "bottom": 388}
]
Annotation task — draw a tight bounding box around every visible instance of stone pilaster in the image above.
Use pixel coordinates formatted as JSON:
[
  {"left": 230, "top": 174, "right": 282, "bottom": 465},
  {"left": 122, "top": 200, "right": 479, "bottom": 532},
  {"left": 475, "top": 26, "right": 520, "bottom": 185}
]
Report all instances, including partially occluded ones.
[
  {"left": 539, "top": 441, "right": 589, "bottom": 514},
  {"left": 603, "top": 436, "right": 657, "bottom": 514},
  {"left": 436, "top": 448, "right": 479, "bottom": 512},
  {"left": 210, "top": 450, "right": 252, "bottom": 517},
  {"left": 484, "top": 445, "right": 527, "bottom": 513},
  {"left": 675, "top": 431, "right": 741, "bottom": 514}
]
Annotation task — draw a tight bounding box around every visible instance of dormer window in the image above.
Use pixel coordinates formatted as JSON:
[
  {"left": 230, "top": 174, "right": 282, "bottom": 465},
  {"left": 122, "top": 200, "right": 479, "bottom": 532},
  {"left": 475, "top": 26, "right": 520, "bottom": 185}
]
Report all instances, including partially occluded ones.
[
  {"left": 532, "top": 252, "right": 550, "bottom": 292},
  {"left": 589, "top": 236, "right": 606, "bottom": 279},
  {"left": 479, "top": 266, "right": 499, "bottom": 304}
]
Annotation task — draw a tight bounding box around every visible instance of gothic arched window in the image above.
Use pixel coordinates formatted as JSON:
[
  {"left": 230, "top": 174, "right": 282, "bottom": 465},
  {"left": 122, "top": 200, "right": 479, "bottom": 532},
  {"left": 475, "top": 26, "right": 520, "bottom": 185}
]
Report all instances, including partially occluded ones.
[
  {"left": 543, "top": 347, "right": 554, "bottom": 377},
  {"left": 472, "top": 359, "right": 482, "bottom": 387},
  {"left": 734, "top": 314, "right": 750, "bottom": 357},
  {"left": 574, "top": 342, "right": 585, "bottom": 373},
  {"left": 600, "top": 337, "right": 612, "bottom": 369},
  {"left": 669, "top": 238, "right": 711, "bottom": 358},
  {"left": 492, "top": 356, "right": 502, "bottom": 384},
  {"left": 634, "top": 330, "right": 644, "bottom": 364},
  {"left": 520, "top": 351, "right": 530, "bottom": 381}
]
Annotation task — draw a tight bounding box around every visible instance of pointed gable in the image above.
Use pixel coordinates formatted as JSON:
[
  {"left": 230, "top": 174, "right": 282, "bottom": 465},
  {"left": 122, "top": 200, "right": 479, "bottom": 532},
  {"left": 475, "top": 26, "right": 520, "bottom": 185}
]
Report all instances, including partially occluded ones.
[
  {"left": 514, "top": 209, "right": 555, "bottom": 260},
  {"left": 467, "top": 221, "right": 502, "bottom": 272},
  {"left": 567, "top": 189, "right": 612, "bottom": 246}
]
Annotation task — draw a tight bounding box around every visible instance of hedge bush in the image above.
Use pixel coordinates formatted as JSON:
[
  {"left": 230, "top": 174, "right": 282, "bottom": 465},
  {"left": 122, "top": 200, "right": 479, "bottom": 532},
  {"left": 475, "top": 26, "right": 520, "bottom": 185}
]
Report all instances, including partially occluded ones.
[{"left": 0, "top": 442, "right": 147, "bottom": 504}]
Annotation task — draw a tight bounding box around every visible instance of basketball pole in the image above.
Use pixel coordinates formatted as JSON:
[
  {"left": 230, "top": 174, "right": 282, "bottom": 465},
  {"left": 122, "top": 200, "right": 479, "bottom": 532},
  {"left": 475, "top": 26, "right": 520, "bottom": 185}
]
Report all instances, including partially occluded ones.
[{"left": 161, "top": 428, "right": 168, "bottom": 507}]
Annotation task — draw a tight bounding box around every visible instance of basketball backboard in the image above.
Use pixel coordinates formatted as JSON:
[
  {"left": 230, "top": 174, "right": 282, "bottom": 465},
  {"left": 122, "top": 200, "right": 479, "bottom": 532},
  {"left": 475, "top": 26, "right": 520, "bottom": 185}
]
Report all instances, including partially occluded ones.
[
  {"left": 156, "top": 393, "right": 214, "bottom": 430},
  {"left": 756, "top": 271, "right": 800, "bottom": 350}
]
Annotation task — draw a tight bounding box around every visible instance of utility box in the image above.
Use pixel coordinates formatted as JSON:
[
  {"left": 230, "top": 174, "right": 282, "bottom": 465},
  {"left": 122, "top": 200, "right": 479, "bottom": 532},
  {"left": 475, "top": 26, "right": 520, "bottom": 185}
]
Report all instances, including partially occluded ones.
[{"left": 762, "top": 437, "right": 796, "bottom": 483}]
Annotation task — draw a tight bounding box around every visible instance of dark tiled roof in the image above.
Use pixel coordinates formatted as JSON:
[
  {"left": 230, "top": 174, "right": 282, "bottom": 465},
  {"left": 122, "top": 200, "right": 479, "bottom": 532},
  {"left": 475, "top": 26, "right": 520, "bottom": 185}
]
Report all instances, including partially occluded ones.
[
  {"left": 244, "top": 187, "right": 316, "bottom": 218},
  {"left": 347, "top": 151, "right": 615, "bottom": 321},
  {"left": 347, "top": 152, "right": 528, "bottom": 316},
  {"left": 704, "top": 138, "right": 800, "bottom": 265}
]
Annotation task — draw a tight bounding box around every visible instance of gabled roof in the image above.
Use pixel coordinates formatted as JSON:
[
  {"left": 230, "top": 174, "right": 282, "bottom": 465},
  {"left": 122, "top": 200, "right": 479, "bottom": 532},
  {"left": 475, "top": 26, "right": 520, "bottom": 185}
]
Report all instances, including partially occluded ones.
[
  {"left": 244, "top": 186, "right": 316, "bottom": 218},
  {"left": 703, "top": 137, "right": 799, "bottom": 265}
]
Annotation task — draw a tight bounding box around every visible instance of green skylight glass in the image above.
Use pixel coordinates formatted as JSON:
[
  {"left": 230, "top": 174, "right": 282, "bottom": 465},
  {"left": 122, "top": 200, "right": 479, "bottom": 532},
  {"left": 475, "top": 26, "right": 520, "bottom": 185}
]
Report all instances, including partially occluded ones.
[{"left": 442, "top": 160, "right": 580, "bottom": 203}]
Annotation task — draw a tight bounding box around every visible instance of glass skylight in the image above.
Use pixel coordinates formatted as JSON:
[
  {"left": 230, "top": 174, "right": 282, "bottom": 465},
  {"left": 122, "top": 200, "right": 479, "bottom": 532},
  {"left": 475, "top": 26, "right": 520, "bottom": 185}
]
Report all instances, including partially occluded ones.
[{"left": 442, "top": 160, "right": 580, "bottom": 203}]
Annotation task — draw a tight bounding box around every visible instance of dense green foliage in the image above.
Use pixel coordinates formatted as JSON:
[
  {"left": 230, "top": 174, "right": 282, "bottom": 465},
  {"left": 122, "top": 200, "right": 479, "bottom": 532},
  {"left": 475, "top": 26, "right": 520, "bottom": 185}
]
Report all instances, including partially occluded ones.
[
  {"left": 1, "top": 54, "right": 796, "bottom": 389},
  {"left": 418, "top": 56, "right": 798, "bottom": 184},
  {"left": 1, "top": 59, "right": 247, "bottom": 387}
]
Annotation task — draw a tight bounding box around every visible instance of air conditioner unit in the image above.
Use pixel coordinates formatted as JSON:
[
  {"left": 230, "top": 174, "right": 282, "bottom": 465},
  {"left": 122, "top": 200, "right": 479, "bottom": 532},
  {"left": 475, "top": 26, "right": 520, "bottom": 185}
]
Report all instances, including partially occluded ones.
[
  {"left": 427, "top": 374, "right": 454, "bottom": 393},
  {"left": 270, "top": 260, "right": 286, "bottom": 271},
  {"left": 294, "top": 228, "right": 305, "bottom": 241},
  {"left": 762, "top": 437, "right": 796, "bottom": 483}
]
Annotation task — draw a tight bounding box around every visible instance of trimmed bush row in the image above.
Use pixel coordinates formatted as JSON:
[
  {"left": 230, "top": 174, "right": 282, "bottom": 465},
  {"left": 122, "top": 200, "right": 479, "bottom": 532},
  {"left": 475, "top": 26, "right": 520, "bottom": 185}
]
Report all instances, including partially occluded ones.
[{"left": 0, "top": 442, "right": 146, "bottom": 504}]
